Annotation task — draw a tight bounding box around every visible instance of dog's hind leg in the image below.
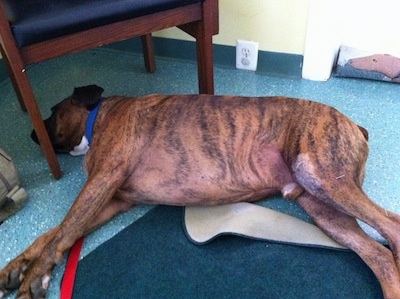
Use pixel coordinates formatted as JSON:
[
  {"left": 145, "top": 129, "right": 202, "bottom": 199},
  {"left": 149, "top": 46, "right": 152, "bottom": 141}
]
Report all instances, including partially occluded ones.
[
  {"left": 292, "top": 148, "right": 400, "bottom": 272},
  {"left": 297, "top": 172, "right": 400, "bottom": 273},
  {"left": 297, "top": 192, "right": 400, "bottom": 299}
]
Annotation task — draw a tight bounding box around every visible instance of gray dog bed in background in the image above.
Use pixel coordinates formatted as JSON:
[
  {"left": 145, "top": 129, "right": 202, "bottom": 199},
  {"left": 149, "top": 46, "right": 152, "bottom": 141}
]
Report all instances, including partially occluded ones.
[{"left": 335, "top": 46, "right": 400, "bottom": 83}]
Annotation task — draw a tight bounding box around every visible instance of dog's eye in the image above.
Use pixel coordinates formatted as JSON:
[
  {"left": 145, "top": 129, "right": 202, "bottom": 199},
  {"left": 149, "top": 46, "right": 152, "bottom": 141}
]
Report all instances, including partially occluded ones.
[{"left": 57, "top": 133, "right": 64, "bottom": 139}]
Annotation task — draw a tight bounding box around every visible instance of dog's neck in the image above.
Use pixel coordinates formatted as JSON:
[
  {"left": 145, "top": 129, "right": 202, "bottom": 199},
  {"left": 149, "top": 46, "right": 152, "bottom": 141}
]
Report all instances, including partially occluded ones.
[{"left": 69, "top": 100, "right": 102, "bottom": 156}]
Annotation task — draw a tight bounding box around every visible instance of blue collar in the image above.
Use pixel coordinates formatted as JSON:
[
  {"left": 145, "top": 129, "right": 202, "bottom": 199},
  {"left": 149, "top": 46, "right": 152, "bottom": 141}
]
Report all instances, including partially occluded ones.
[{"left": 85, "top": 100, "right": 102, "bottom": 144}]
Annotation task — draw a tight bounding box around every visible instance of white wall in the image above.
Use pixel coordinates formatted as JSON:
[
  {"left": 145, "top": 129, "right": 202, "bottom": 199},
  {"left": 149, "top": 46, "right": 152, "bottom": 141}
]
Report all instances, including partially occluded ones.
[
  {"left": 155, "top": 0, "right": 310, "bottom": 55},
  {"left": 302, "top": 0, "right": 400, "bottom": 81}
]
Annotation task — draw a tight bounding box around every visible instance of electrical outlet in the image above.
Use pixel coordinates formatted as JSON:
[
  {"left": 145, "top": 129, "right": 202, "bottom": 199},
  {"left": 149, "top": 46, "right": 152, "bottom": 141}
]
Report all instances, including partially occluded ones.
[{"left": 236, "top": 40, "right": 259, "bottom": 71}]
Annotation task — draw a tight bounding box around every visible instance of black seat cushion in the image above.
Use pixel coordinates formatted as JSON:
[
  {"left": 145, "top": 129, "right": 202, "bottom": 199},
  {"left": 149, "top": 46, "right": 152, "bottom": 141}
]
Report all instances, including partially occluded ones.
[{"left": 3, "top": 0, "right": 201, "bottom": 47}]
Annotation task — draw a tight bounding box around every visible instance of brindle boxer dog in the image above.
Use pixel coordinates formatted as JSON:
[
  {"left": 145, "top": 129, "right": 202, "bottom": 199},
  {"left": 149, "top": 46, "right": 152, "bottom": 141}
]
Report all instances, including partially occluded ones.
[{"left": 1, "top": 85, "right": 400, "bottom": 298}]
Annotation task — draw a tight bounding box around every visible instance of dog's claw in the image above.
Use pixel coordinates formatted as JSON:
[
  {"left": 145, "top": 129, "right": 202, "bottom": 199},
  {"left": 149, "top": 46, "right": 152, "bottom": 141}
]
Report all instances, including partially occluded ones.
[
  {"left": 0, "top": 267, "right": 23, "bottom": 297},
  {"left": 0, "top": 269, "right": 48, "bottom": 299},
  {"left": 0, "top": 260, "right": 28, "bottom": 292},
  {"left": 0, "top": 280, "right": 7, "bottom": 298},
  {"left": 28, "top": 276, "right": 49, "bottom": 299},
  {"left": 13, "top": 272, "right": 51, "bottom": 299},
  {"left": 9, "top": 268, "right": 23, "bottom": 289}
]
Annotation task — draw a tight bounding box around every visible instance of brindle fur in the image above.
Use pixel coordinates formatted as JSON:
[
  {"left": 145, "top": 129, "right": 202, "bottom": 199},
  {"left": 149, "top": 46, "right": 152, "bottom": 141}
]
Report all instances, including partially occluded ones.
[{"left": 1, "top": 85, "right": 399, "bottom": 299}]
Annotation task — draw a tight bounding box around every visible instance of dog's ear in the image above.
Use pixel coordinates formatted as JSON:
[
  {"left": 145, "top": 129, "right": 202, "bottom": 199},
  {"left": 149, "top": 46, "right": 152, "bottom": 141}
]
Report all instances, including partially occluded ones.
[
  {"left": 72, "top": 85, "right": 104, "bottom": 110},
  {"left": 357, "top": 125, "right": 369, "bottom": 141}
]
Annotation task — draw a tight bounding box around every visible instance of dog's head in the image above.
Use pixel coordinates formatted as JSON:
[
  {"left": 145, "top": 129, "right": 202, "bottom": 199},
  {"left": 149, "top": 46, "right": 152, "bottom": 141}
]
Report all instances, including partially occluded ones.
[{"left": 31, "top": 85, "right": 104, "bottom": 154}]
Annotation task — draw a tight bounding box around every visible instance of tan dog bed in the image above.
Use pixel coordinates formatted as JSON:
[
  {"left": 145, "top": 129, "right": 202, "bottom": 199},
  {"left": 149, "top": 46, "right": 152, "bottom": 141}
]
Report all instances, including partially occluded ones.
[{"left": 184, "top": 202, "right": 346, "bottom": 249}]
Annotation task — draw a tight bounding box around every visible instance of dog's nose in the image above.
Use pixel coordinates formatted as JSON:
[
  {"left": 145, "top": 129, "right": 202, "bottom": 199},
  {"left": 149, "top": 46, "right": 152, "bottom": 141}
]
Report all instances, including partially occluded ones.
[{"left": 31, "top": 130, "right": 39, "bottom": 144}]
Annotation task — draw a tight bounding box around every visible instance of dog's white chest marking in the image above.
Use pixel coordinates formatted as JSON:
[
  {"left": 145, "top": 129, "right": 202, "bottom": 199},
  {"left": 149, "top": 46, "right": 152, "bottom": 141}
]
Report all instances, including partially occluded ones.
[{"left": 69, "top": 136, "right": 90, "bottom": 156}]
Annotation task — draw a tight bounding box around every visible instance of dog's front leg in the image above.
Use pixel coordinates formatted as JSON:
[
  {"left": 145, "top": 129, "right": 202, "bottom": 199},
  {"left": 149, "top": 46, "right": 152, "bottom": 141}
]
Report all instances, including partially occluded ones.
[{"left": 0, "top": 170, "right": 128, "bottom": 299}]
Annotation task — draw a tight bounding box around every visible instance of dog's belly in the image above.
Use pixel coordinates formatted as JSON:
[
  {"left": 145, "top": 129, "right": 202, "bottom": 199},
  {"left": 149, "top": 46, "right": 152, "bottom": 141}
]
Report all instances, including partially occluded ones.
[
  {"left": 117, "top": 147, "right": 289, "bottom": 206},
  {"left": 118, "top": 175, "right": 280, "bottom": 206}
]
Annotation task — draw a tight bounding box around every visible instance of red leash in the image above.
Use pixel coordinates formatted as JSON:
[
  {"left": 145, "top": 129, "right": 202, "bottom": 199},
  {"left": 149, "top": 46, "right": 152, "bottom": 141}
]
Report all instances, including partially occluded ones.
[{"left": 60, "top": 237, "right": 84, "bottom": 299}]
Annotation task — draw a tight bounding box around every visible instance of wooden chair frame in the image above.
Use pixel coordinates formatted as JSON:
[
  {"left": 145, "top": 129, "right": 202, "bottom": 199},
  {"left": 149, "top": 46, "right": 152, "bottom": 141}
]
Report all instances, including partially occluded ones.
[{"left": 0, "top": 0, "right": 219, "bottom": 178}]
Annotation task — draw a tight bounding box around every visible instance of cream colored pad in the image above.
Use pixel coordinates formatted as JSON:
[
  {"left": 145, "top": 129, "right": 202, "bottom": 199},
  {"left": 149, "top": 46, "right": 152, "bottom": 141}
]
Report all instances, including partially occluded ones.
[{"left": 184, "top": 202, "right": 346, "bottom": 249}]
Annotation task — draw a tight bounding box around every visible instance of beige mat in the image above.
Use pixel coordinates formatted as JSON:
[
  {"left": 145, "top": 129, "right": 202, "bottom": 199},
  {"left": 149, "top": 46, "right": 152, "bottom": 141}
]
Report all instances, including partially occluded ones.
[{"left": 184, "top": 202, "right": 347, "bottom": 249}]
